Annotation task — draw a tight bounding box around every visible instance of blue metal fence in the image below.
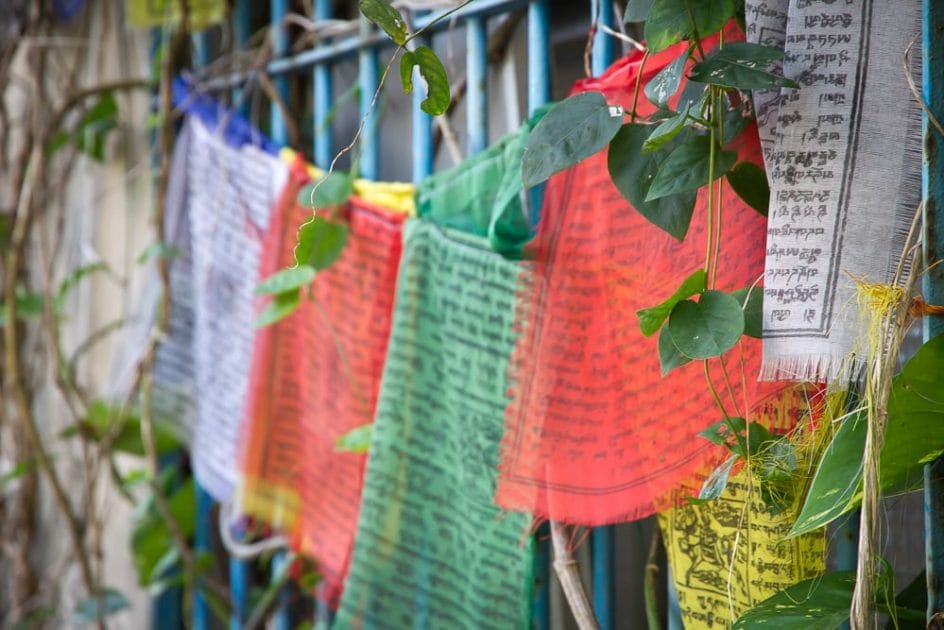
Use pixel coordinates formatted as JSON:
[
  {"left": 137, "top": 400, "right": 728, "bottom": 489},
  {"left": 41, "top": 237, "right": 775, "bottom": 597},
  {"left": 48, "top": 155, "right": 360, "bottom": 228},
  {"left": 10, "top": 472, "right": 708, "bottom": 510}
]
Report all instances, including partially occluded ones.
[{"left": 165, "top": 0, "right": 944, "bottom": 626}]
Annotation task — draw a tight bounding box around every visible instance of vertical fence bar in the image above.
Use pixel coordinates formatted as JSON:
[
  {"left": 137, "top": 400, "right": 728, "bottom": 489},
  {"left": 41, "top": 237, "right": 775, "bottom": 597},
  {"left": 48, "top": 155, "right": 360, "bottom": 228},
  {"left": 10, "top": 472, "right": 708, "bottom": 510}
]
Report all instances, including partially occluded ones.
[
  {"left": 593, "top": 6, "right": 620, "bottom": 623},
  {"left": 923, "top": 0, "right": 944, "bottom": 621},
  {"left": 193, "top": 486, "right": 215, "bottom": 629},
  {"left": 233, "top": 0, "right": 251, "bottom": 116},
  {"left": 527, "top": 3, "right": 551, "bottom": 628},
  {"left": 591, "top": 4, "right": 617, "bottom": 627},
  {"left": 270, "top": 0, "right": 290, "bottom": 143},
  {"left": 313, "top": 0, "right": 334, "bottom": 168},
  {"left": 359, "top": 17, "right": 380, "bottom": 180},
  {"left": 466, "top": 14, "right": 489, "bottom": 156},
  {"left": 229, "top": 521, "right": 250, "bottom": 630},
  {"left": 412, "top": 12, "right": 433, "bottom": 184},
  {"left": 269, "top": 4, "right": 293, "bottom": 628}
]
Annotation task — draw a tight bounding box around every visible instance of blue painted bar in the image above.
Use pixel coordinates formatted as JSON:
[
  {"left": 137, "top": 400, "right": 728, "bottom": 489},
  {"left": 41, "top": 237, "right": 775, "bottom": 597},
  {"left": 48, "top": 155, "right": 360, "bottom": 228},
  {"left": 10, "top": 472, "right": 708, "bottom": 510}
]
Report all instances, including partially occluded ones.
[
  {"left": 200, "top": 0, "right": 531, "bottom": 92},
  {"left": 466, "top": 14, "right": 489, "bottom": 157},
  {"left": 667, "top": 567, "right": 683, "bottom": 630},
  {"left": 923, "top": 0, "right": 944, "bottom": 621},
  {"left": 358, "top": 16, "right": 380, "bottom": 180},
  {"left": 193, "top": 31, "right": 211, "bottom": 67},
  {"left": 527, "top": 0, "right": 550, "bottom": 228},
  {"left": 229, "top": 531, "right": 250, "bottom": 630},
  {"left": 526, "top": 7, "right": 551, "bottom": 627},
  {"left": 411, "top": 9, "right": 433, "bottom": 184},
  {"left": 313, "top": 0, "right": 334, "bottom": 168},
  {"left": 232, "top": 0, "right": 251, "bottom": 116},
  {"left": 270, "top": 0, "right": 290, "bottom": 144},
  {"left": 271, "top": 553, "right": 292, "bottom": 630},
  {"left": 590, "top": 7, "right": 618, "bottom": 626},
  {"left": 193, "top": 485, "right": 215, "bottom": 630},
  {"left": 591, "top": 0, "right": 617, "bottom": 76}
]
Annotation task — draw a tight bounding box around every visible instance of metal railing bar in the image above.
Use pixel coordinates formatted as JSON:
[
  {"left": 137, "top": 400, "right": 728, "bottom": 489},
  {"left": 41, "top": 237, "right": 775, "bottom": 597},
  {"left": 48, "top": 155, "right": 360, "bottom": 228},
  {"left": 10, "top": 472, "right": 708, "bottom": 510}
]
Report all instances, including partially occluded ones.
[{"left": 198, "top": 0, "right": 529, "bottom": 93}]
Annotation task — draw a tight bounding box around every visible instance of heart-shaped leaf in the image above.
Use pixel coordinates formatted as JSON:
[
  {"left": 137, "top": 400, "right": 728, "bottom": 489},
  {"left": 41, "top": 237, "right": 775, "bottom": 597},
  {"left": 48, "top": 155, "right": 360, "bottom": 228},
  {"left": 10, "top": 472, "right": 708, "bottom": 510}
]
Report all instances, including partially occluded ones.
[
  {"left": 727, "top": 161, "right": 770, "bottom": 215},
  {"left": 522, "top": 92, "right": 624, "bottom": 188},
  {"left": 637, "top": 268, "right": 706, "bottom": 336},
  {"left": 294, "top": 217, "right": 350, "bottom": 270},
  {"left": 608, "top": 123, "right": 697, "bottom": 240},
  {"left": 255, "top": 290, "right": 301, "bottom": 328},
  {"left": 667, "top": 290, "right": 744, "bottom": 359},
  {"left": 399, "top": 45, "right": 450, "bottom": 115},
  {"left": 689, "top": 42, "right": 799, "bottom": 90},
  {"left": 255, "top": 266, "right": 316, "bottom": 296},
  {"left": 658, "top": 325, "right": 691, "bottom": 375},
  {"left": 298, "top": 171, "right": 354, "bottom": 210},
  {"left": 646, "top": 135, "right": 737, "bottom": 201},
  {"left": 731, "top": 285, "right": 763, "bottom": 338},
  {"left": 358, "top": 0, "right": 408, "bottom": 45},
  {"left": 644, "top": 0, "right": 736, "bottom": 52}
]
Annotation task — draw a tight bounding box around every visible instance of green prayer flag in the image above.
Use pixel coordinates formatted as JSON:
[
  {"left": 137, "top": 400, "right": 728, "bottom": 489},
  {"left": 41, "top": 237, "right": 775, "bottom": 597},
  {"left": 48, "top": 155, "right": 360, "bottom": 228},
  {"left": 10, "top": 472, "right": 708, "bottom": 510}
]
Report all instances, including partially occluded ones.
[{"left": 335, "top": 219, "right": 535, "bottom": 629}]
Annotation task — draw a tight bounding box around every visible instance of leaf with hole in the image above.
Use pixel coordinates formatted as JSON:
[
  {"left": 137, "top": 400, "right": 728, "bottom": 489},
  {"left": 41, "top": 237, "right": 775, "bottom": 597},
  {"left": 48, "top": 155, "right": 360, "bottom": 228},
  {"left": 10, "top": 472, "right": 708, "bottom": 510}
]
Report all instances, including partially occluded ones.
[
  {"left": 727, "top": 161, "right": 770, "bottom": 215},
  {"left": 255, "top": 290, "right": 301, "bottom": 328},
  {"left": 637, "top": 268, "right": 706, "bottom": 336},
  {"left": 358, "top": 0, "right": 408, "bottom": 45},
  {"left": 667, "top": 290, "right": 744, "bottom": 359},
  {"left": 624, "top": 0, "right": 655, "bottom": 22},
  {"left": 521, "top": 92, "right": 624, "bottom": 188},
  {"left": 644, "top": 52, "right": 687, "bottom": 107},
  {"left": 731, "top": 285, "right": 763, "bottom": 338},
  {"left": 399, "top": 45, "right": 451, "bottom": 115},
  {"left": 295, "top": 217, "right": 350, "bottom": 270},
  {"left": 690, "top": 42, "right": 799, "bottom": 90},
  {"left": 336, "top": 423, "right": 373, "bottom": 454},
  {"left": 608, "top": 123, "right": 697, "bottom": 240},
  {"left": 255, "top": 267, "right": 316, "bottom": 296},
  {"left": 297, "top": 171, "right": 354, "bottom": 209},
  {"left": 658, "top": 326, "right": 691, "bottom": 375},
  {"left": 646, "top": 135, "right": 737, "bottom": 201}
]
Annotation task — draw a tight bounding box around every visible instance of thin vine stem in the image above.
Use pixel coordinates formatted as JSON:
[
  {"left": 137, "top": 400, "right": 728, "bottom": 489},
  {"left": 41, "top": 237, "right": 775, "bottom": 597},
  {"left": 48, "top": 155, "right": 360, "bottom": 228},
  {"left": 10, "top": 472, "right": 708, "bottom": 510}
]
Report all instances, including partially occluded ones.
[
  {"left": 629, "top": 50, "right": 650, "bottom": 122},
  {"left": 704, "top": 361, "right": 730, "bottom": 420}
]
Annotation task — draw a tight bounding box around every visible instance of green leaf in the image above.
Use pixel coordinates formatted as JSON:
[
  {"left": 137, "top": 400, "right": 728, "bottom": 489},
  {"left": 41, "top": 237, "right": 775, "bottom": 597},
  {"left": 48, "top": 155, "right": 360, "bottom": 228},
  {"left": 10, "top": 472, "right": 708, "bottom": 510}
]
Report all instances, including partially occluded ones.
[
  {"left": 733, "top": 572, "right": 857, "bottom": 629},
  {"left": 0, "top": 458, "right": 39, "bottom": 488},
  {"left": 297, "top": 171, "right": 354, "bottom": 209},
  {"left": 731, "top": 285, "right": 763, "bottom": 338},
  {"left": 644, "top": 52, "right": 687, "bottom": 107},
  {"left": 73, "top": 588, "right": 130, "bottom": 624},
  {"left": 644, "top": 0, "right": 736, "bottom": 52},
  {"left": 358, "top": 0, "right": 407, "bottom": 45},
  {"left": 136, "top": 242, "right": 181, "bottom": 264},
  {"left": 788, "top": 410, "right": 865, "bottom": 537},
  {"left": 658, "top": 325, "right": 691, "bottom": 375},
  {"left": 727, "top": 161, "right": 770, "bottom": 216},
  {"left": 521, "top": 92, "right": 624, "bottom": 188},
  {"left": 666, "top": 290, "right": 744, "bottom": 359},
  {"left": 335, "top": 423, "right": 373, "bottom": 454},
  {"left": 63, "top": 400, "right": 179, "bottom": 457},
  {"left": 694, "top": 453, "right": 737, "bottom": 501},
  {"left": 56, "top": 261, "right": 110, "bottom": 313},
  {"left": 131, "top": 477, "right": 196, "bottom": 584},
  {"left": 642, "top": 103, "right": 691, "bottom": 152},
  {"left": 646, "top": 135, "right": 737, "bottom": 201},
  {"left": 757, "top": 439, "right": 798, "bottom": 482},
  {"left": 637, "top": 268, "right": 706, "bottom": 336},
  {"left": 624, "top": 0, "right": 655, "bottom": 22},
  {"left": 294, "top": 217, "right": 350, "bottom": 270},
  {"left": 690, "top": 42, "right": 800, "bottom": 90},
  {"left": 255, "top": 267, "right": 316, "bottom": 296},
  {"left": 722, "top": 105, "right": 751, "bottom": 144},
  {"left": 399, "top": 45, "right": 450, "bottom": 116},
  {"left": 608, "top": 123, "right": 697, "bottom": 240},
  {"left": 255, "top": 290, "right": 301, "bottom": 328}
]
